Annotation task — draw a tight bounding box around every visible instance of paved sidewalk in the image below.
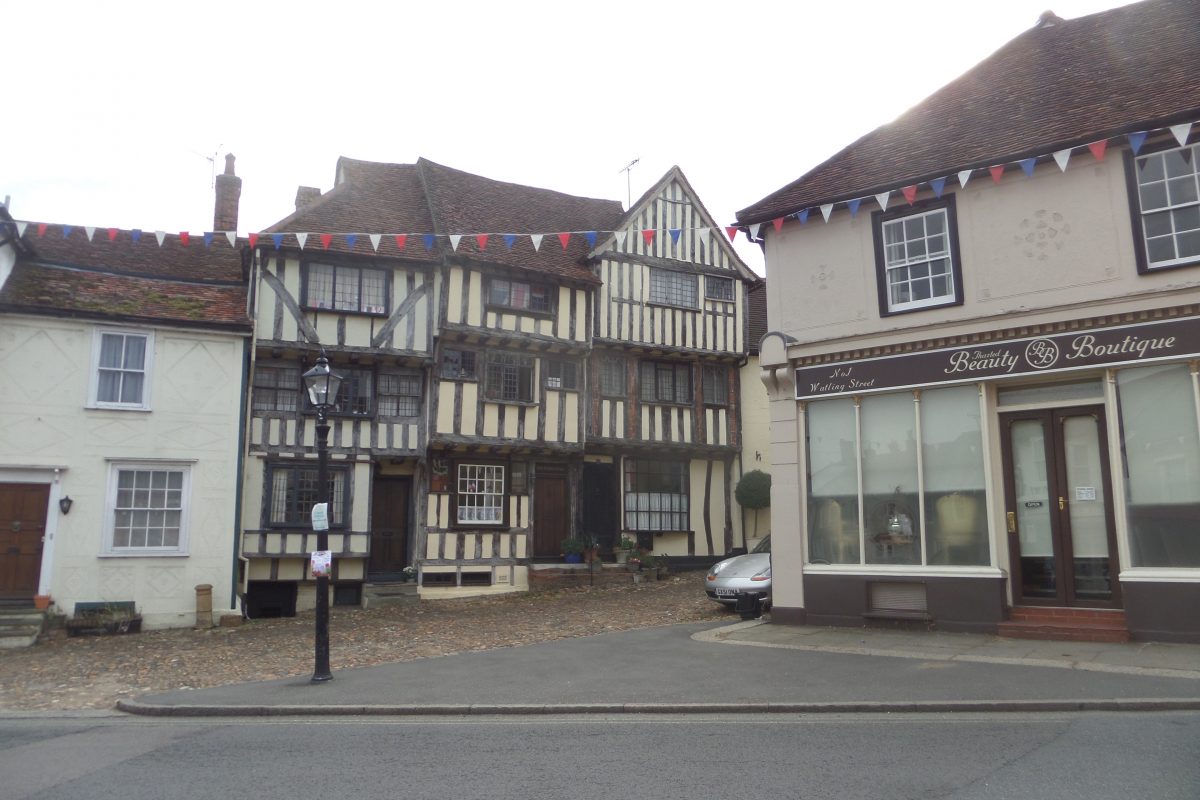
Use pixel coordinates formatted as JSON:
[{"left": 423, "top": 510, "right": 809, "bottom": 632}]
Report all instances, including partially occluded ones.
[
  {"left": 117, "top": 619, "right": 1200, "bottom": 717},
  {"left": 705, "top": 619, "right": 1200, "bottom": 679}
]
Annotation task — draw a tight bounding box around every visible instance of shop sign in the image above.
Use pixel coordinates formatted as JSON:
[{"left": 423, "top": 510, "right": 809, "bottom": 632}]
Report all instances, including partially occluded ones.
[{"left": 795, "top": 315, "right": 1200, "bottom": 400}]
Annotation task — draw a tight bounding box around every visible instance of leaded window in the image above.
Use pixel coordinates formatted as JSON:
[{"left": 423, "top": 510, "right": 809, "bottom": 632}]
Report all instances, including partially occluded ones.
[
  {"left": 441, "top": 348, "right": 477, "bottom": 380},
  {"left": 544, "top": 359, "right": 579, "bottom": 390},
  {"left": 600, "top": 356, "right": 626, "bottom": 397},
  {"left": 488, "top": 279, "right": 553, "bottom": 313},
  {"left": 649, "top": 268, "right": 698, "bottom": 307},
  {"left": 639, "top": 361, "right": 692, "bottom": 404},
  {"left": 484, "top": 353, "right": 535, "bottom": 402},
  {"left": 305, "top": 263, "right": 388, "bottom": 314},
  {"left": 705, "top": 275, "right": 735, "bottom": 301},
  {"left": 702, "top": 365, "right": 729, "bottom": 406},
  {"left": 253, "top": 364, "right": 300, "bottom": 412},
  {"left": 378, "top": 372, "right": 422, "bottom": 417},
  {"left": 267, "top": 464, "right": 348, "bottom": 528}
]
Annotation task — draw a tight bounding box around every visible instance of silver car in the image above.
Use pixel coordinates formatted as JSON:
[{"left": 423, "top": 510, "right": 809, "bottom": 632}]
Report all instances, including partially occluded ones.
[{"left": 705, "top": 535, "right": 770, "bottom": 616}]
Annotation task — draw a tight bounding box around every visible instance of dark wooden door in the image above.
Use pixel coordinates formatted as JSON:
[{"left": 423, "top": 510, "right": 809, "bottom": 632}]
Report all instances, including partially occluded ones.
[
  {"left": 533, "top": 465, "right": 568, "bottom": 558},
  {"left": 0, "top": 484, "right": 49, "bottom": 597},
  {"left": 369, "top": 476, "right": 410, "bottom": 577},
  {"left": 1000, "top": 406, "right": 1121, "bottom": 607},
  {"left": 581, "top": 462, "right": 618, "bottom": 552}
]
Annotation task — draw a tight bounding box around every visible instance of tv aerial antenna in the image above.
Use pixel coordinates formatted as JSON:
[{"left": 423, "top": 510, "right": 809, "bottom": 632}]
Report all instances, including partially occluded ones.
[{"left": 619, "top": 158, "right": 639, "bottom": 208}]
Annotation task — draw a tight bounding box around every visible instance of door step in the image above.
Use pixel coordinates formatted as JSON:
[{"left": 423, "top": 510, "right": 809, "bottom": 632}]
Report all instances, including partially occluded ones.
[
  {"left": 0, "top": 608, "right": 47, "bottom": 649},
  {"left": 362, "top": 582, "right": 419, "bottom": 608},
  {"left": 998, "top": 607, "right": 1130, "bottom": 643}
]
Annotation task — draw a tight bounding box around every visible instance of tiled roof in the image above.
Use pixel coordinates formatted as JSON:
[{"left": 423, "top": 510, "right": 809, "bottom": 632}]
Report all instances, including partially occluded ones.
[
  {"left": 264, "top": 157, "right": 624, "bottom": 285},
  {"left": 0, "top": 222, "right": 251, "bottom": 331},
  {"left": 265, "top": 160, "right": 439, "bottom": 264},
  {"left": 738, "top": 0, "right": 1200, "bottom": 224}
]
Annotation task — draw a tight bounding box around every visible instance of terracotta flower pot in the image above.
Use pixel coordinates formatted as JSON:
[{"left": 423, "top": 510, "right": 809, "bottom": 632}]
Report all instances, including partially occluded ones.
[{"left": 33, "top": 595, "right": 51, "bottom": 610}]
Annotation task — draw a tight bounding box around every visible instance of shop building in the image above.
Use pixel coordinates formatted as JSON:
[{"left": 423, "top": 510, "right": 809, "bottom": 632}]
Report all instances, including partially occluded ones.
[{"left": 737, "top": 0, "right": 1200, "bottom": 641}]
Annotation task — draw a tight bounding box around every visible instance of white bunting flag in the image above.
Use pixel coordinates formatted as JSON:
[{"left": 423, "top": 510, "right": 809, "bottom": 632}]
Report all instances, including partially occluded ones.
[
  {"left": 155, "top": 230, "right": 166, "bottom": 246},
  {"left": 1170, "top": 123, "right": 1193, "bottom": 147},
  {"left": 225, "top": 232, "right": 237, "bottom": 248},
  {"left": 875, "top": 192, "right": 890, "bottom": 211},
  {"left": 749, "top": 223, "right": 762, "bottom": 239},
  {"left": 820, "top": 204, "right": 834, "bottom": 222},
  {"left": 530, "top": 234, "right": 544, "bottom": 251},
  {"left": 84, "top": 226, "right": 96, "bottom": 241},
  {"left": 957, "top": 170, "right": 973, "bottom": 188},
  {"left": 369, "top": 233, "right": 382, "bottom": 252},
  {"left": 1052, "top": 149, "right": 1072, "bottom": 172},
  {"left": 449, "top": 234, "right": 462, "bottom": 251},
  {"left": 615, "top": 231, "right": 628, "bottom": 247},
  {"left": 295, "top": 233, "right": 308, "bottom": 250},
  {"left": 16, "top": 221, "right": 27, "bottom": 237}
]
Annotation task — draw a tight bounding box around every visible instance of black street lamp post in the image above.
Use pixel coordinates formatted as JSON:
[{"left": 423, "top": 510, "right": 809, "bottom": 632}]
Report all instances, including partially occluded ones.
[{"left": 302, "top": 350, "right": 342, "bottom": 683}]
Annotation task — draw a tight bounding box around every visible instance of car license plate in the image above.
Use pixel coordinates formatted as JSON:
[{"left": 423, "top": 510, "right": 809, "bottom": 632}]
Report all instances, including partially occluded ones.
[{"left": 714, "top": 588, "right": 739, "bottom": 597}]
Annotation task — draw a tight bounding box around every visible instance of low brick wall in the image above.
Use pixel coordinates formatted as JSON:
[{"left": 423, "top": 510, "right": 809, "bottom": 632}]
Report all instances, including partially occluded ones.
[{"left": 528, "top": 564, "right": 661, "bottom": 591}]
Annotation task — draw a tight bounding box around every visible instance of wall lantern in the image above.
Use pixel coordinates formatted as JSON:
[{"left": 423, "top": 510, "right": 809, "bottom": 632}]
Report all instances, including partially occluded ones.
[{"left": 59, "top": 496, "right": 73, "bottom": 515}]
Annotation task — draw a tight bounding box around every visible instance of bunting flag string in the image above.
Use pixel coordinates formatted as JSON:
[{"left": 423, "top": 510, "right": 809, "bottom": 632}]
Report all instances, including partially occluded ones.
[
  {"left": 759, "top": 118, "right": 1198, "bottom": 236},
  {"left": 9, "top": 117, "right": 1195, "bottom": 250}
]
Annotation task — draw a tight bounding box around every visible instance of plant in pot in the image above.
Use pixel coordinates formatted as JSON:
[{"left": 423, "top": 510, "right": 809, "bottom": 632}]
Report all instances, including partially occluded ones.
[
  {"left": 561, "top": 537, "right": 585, "bottom": 564},
  {"left": 615, "top": 536, "right": 638, "bottom": 564},
  {"left": 637, "top": 552, "right": 659, "bottom": 580},
  {"left": 582, "top": 537, "right": 601, "bottom": 565}
]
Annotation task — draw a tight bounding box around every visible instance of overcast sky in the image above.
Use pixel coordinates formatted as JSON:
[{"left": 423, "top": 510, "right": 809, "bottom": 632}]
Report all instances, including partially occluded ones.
[{"left": 4, "top": 0, "right": 1129, "bottom": 274}]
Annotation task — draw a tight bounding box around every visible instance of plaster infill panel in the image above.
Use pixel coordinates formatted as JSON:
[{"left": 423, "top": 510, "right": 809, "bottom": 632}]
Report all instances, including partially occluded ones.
[
  {"left": 769, "top": 218, "right": 874, "bottom": 336},
  {"left": 967, "top": 163, "right": 1126, "bottom": 306}
]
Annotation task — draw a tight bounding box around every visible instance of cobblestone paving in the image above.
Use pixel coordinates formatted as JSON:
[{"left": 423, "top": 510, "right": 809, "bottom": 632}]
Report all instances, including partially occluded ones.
[{"left": 0, "top": 573, "right": 725, "bottom": 711}]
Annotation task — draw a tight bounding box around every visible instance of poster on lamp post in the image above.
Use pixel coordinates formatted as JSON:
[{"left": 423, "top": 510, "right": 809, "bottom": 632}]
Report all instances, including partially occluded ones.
[
  {"left": 311, "top": 550, "right": 332, "bottom": 578},
  {"left": 311, "top": 502, "right": 329, "bottom": 531}
]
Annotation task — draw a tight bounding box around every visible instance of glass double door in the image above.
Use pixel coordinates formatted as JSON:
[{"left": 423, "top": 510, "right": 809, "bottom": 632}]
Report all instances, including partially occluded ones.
[{"left": 1000, "top": 406, "right": 1121, "bottom": 607}]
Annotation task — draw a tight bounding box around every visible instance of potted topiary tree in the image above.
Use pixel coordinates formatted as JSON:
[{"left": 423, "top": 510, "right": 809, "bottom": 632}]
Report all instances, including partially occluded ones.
[
  {"left": 736, "top": 470, "right": 772, "bottom": 542},
  {"left": 561, "top": 537, "right": 585, "bottom": 563}
]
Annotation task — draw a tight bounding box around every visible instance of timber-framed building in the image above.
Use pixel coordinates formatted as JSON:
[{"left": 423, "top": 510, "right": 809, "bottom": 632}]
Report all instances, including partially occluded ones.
[{"left": 240, "top": 158, "right": 759, "bottom": 613}]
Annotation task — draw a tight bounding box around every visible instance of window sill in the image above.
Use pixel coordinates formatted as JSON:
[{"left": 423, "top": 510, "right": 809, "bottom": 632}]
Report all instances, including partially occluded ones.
[
  {"left": 86, "top": 404, "right": 152, "bottom": 413},
  {"left": 99, "top": 551, "right": 189, "bottom": 558},
  {"left": 647, "top": 301, "right": 699, "bottom": 312},
  {"left": 302, "top": 306, "right": 389, "bottom": 317},
  {"left": 485, "top": 305, "right": 556, "bottom": 319},
  {"left": 481, "top": 398, "right": 539, "bottom": 407},
  {"left": 882, "top": 298, "right": 960, "bottom": 317}
]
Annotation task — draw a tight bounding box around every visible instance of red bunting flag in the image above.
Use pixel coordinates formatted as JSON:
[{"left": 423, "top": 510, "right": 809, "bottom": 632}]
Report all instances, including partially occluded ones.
[
  {"left": 248, "top": 233, "right": 260, "bottom": 248},
  {"left": 475, "top": 234, "right": 489, "bottom": 250},
  {"left": 1088, "top": 140, "right": 1108, "bottom": 161},
  {"left": 319, "top": 233, "right": 333, "bottom": 250},
  {"left": 37, "top": 223, "right": 47, "bottom": 237},
  {"left": 179, "top": 232, "right": 190, "bottom": 246},
  {"left": 641, "top": 229, "right": 655, "bottom": 246},
  {"left": 902, "top": 185, "right": 918, "bottom": 204},
  {"left": 725, "top": 226, "right": 738, "bottom": 242},
  {"left": 558, "top": 232, "right": 571, "bottom": 250},
  {"left": 989, "top": 165, "right": 1005, "bottom": 184},
  {"left": 772, "top": 218, "right": 784, "bottom": 233},
  {"left": 394, "top": 234, "right": 407, "bottom": 250},
  {"left": 107, "top": 228, "right": 119, "bottom": 241}
]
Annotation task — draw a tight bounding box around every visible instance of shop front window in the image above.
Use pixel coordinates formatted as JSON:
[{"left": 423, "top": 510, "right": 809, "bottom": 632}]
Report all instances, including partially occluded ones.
[
  {"left": 1116, "top": 364, "right": 1200, "bottom": 567},
  {"left": 806, "top": 385, "right": 988, "bottom": 567}
]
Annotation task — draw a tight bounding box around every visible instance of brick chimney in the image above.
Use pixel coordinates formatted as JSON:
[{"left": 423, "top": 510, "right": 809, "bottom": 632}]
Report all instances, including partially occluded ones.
[
  {"left": 213, "top": 154, "right": 242, "bottom": 233},
  {"left": 295, "top": 186, "right": 321, "bottom": 211}
]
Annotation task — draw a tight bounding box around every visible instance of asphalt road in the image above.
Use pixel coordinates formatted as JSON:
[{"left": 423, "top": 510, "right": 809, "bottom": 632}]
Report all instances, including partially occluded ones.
[{"left": 3, "top": 712, "right": 1198, "bottom": 799}]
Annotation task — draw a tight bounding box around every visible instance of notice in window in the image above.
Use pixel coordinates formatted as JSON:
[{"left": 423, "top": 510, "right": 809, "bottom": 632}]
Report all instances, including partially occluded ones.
[{"left": 1075, "top": 487, "right": 1097, "bottom": 502}]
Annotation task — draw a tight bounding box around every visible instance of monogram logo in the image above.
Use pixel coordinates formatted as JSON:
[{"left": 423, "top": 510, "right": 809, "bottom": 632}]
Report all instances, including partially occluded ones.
[{"left": 1024, "top": 339, "right": 1060, "bottom": 369}]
